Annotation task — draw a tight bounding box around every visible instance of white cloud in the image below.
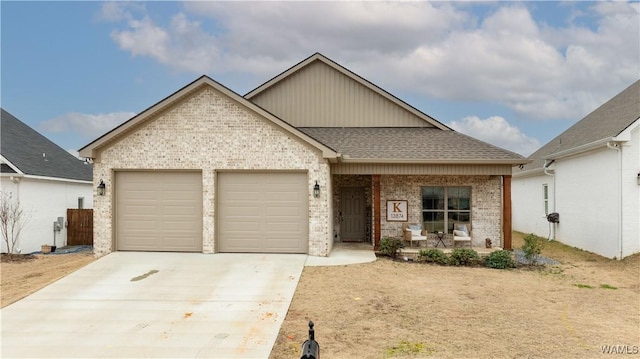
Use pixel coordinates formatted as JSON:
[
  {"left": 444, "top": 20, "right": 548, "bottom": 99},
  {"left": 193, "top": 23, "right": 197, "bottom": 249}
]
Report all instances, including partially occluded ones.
[
  {"left": 102, "top": 2, "right": 639, "bottom": 122},
  {"left": 449, "top": 116, "right": 541, "bottom": 156},
  {"left": 40, "top": 112, "right": 135, "bottom": 139}
]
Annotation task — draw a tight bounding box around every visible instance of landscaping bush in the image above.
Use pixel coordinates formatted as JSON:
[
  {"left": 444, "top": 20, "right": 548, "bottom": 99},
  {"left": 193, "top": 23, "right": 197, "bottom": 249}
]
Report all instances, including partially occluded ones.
[
  {"left": 417, "top": 249, "right": 448, "bottom": 265},
  {"left": 522, "top": 233, "right": 546, "bottom": 265},
  {"left": 448, "top": 248, "right": 480, "bottom": 266},
  {"left": 484, "top": 250, "right": 516, "bottom": 269},
  {"left": 379, "top": 237, "right": 405, "bottom": 259}
]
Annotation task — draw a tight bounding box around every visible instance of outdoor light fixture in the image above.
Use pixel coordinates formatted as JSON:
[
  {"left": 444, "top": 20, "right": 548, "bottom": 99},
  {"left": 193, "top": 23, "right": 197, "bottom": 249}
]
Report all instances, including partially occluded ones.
[
  {"left": 97, "top": 180, "right": 106, "bottom": 196},
  {"left": 637, "top": 172, "right": 640, "bottom": 185},
  {"left": 313, "top": 181, "right": 320, "bottom": 198}
]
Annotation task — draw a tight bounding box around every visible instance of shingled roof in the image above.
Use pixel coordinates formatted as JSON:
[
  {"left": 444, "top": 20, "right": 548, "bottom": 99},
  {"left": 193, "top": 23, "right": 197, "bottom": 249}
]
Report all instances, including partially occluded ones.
[
  {"left": 520, "top": 80, "right": 640, "bottom": 172},
  {"left": 299, "top": 127, "right": 526, "bottom": 164},
  {"left": 1, "top": 109, "right": 92, "bottom": 181}
]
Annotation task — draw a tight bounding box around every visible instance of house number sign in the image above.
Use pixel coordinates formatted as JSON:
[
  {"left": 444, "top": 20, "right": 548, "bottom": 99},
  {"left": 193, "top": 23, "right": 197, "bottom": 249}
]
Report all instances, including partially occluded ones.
[{"left": 386, "top": 200, "right": 408, "bottom": 222}]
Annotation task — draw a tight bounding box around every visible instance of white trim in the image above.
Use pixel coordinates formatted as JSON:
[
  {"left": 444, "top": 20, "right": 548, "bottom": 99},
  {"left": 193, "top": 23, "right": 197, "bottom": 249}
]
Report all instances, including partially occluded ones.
[
  {"left": 1, "top": 173, "right": 93, "bottom": 184},
  {"left": 0, "top": 155, "right": 24, "bottom": 174}
]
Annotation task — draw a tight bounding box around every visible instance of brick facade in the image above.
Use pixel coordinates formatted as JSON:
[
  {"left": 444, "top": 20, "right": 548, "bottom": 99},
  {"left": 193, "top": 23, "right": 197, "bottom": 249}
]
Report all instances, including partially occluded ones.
[
  {"left": 92, "top": 87, "right": 332, "bottom": 257},
  {"left": 380, "top": 175, "right": 503, "bottom": 247},
  {"left": 330, "top": 173, "right": 504, "bottom": 247}
]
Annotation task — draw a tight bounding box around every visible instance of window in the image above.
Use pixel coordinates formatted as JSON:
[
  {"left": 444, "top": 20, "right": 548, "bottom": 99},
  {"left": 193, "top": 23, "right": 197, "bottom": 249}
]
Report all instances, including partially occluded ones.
[
  {"left": 78, "top": 197, "right": 84, "bottom": 209},
  {"left": 542, "top": 184, "right": 549, "bottom": 215},
  {"left": 421, "top": 186, "right": 471, "bottom": 233}
]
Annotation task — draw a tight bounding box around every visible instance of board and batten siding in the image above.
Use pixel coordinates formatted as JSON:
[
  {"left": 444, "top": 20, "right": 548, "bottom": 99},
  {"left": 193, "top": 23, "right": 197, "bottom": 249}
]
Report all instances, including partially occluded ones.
[
  {"left": 331, "top": 163, "right": 513, "bottom": 176},
  {"left": 249, "top": 60, "right": 430, "bottom": 128}
]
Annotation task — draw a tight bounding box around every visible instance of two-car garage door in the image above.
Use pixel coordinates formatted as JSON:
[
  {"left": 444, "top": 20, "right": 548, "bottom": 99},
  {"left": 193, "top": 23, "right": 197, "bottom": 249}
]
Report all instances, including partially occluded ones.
[{"left": 115, "top": 171, "right": 308, "bottom": 253}]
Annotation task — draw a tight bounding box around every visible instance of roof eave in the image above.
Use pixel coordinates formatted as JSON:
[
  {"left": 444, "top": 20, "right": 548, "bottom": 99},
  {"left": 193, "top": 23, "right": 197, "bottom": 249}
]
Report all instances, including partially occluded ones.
[
  {"left": 545, "top": 137, "right": 620, "bottom": 160},
  {"left": 0, "top": 155, "right": 24, "bottom": 175},
  {"left": 339, "top": 157, "right": 531, "bottom": 165},
  {"left": 512, "top": 167, "right": 546, "bottom": 178}
]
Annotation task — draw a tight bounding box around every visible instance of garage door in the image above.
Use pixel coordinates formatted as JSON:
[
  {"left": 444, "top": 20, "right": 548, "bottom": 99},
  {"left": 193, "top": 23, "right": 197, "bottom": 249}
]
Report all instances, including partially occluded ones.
[
  {"left": 217, "top": 172, "right": 308, "bottom": 253},
  {"left": 116, "top": 171, "right": 202, "bottom": 252}
]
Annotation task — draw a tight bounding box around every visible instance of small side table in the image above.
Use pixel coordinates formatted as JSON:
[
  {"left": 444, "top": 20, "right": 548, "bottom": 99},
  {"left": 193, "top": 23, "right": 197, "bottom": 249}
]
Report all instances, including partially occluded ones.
[{"left": 434, "top": 231, "right": 447, "bottom": 248}]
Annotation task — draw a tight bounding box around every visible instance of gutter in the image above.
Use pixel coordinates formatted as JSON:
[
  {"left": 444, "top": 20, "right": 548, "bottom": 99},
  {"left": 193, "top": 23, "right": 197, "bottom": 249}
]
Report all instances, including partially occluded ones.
[
  {"left": 606, "top": 141, "right": 623, "bottom": 259},
  {"left": 547, "top": 137, "right": 614, "bottom": 160}
]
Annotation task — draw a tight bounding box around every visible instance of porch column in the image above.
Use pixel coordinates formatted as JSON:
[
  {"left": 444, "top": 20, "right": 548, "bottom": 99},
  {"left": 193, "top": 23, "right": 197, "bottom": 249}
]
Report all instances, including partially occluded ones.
[
  {"left": 503, "top": 175, "right": 512, "bottom": 250},
  {"left": 373, "top": 174, "right": 381, "bottom": 250}
]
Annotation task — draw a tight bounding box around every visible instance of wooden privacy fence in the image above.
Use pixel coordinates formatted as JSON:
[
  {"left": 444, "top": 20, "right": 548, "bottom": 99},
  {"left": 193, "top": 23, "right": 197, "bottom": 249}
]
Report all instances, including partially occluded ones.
[{"left": 67, "top": 209, "right": 93, "bottom": 246}]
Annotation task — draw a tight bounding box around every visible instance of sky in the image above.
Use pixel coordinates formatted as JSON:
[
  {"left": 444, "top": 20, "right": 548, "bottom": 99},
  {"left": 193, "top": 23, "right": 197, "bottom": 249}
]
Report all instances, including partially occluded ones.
[{"left": 1, "top": 1, "right": 639, "bottom": 158}]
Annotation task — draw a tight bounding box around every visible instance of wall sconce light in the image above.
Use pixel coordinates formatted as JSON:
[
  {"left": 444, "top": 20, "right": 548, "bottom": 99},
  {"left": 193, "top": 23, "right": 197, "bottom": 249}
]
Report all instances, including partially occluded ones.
[
  {"left": 97, "top": 180, "right": 106, "bottom": 196},
  {"left": 637, "top": 172, "right": 640, "bottom": 185},
  {"left": 313, "top": 181, "right": 320, "bottom": 198}
]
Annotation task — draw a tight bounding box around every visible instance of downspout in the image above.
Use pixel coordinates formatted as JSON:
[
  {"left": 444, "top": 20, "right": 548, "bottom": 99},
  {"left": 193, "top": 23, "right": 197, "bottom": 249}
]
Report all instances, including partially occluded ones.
[
  {"left": 606, "top": 142, "right": 623, "bottom": 259},
  {"left": 543, "top": 160, "right": 556, "bottom": 240}
]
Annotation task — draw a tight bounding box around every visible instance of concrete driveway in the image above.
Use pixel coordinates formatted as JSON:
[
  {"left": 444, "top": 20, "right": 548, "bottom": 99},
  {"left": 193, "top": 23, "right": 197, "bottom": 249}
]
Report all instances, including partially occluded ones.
[{"left": 1, "top": 252, "right": 307, "bottom": 358}]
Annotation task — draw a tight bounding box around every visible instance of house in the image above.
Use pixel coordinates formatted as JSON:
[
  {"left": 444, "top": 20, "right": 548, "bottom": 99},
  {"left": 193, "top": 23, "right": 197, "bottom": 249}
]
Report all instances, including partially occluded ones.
[
  {"left": 79, "top": 53, "right": 526, "bottom": 257},
  {"left": 1, "top": 109, "right": 93, "bottom": 254},
  {"left": 512, "top": 80, "right": 640, "bottom": 259}
]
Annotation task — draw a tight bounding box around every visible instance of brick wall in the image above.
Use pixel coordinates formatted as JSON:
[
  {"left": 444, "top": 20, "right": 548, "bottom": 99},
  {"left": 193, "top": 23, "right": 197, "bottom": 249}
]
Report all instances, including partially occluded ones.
[
  {"left": 93, "top": 87, "right": 331, "bottom": 257},
  {"left": 380, "top": 175, "right": 503, "bottom": 247}
]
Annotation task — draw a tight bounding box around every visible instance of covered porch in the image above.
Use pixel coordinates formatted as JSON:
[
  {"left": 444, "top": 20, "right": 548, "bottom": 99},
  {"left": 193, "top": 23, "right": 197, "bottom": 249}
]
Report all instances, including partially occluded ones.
[{"left": 331, "top": 172, "right": 514, "bottom": 251}]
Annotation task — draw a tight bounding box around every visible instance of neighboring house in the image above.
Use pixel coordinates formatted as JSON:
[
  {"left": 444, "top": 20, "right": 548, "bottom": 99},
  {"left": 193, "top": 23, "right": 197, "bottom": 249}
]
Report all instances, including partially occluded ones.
[
  {"left": 513, "top": 80, "right": 640, "bottom": 259},
  {"left": 79, "top": 53, "right": 526, "bottom": 257},
  {"left": 1, "top": 109, "right": 93, "bottom": 254}
]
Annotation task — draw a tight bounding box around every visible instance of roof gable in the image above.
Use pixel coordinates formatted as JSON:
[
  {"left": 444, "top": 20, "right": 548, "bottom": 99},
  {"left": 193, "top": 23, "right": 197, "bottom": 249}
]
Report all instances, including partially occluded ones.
[
  {"left": 79, "top": 76, "right": 338, "bottom": 161},
  {"left": 245, "top": 53, "right": 450, "bottom": 130},
  {"left": 520, "top": 79, "right": 640, "bottom": 172},
  {"left": 1, "top": 109, "right": 92, "bottom": 181}
]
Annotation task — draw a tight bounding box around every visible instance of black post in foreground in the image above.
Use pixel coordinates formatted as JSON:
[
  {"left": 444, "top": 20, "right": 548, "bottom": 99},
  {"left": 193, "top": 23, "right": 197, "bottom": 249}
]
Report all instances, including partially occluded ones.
[{"left": 300, "top": 321, "right": 319, "bottom": 359}]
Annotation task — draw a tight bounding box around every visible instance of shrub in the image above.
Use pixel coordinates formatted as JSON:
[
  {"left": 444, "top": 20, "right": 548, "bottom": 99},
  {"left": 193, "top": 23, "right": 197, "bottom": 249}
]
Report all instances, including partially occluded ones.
[
  {"left": 379, "top": 237, "right": 405, "bottom": 259},
  {"left": 448, "top": 248, "right": 480, "bottom": 266},
  {"left": 522, "top": 233, "right": 546, "bottom": 265},
  {"left": 417, "top": 249, "right": 448, "bottom": 265},
  {"left": 484, "top": 250, "right": 516, "bottom": 269}
]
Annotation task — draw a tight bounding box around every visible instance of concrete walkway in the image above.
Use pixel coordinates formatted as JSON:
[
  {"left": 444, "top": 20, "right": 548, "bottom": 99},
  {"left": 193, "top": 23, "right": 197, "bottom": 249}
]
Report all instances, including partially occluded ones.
[
  {"left": 1, "top": 245, "right": 376, "bottom": 358},
  {"left": 305, "top": 242, "right": 376, "bottom": 266}
]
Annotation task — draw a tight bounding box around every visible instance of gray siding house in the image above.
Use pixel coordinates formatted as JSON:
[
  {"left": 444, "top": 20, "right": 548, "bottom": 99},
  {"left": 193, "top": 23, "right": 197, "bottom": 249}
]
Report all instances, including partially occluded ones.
[{"left": 80, "top": 53, "right": 526, "bottom": 257}]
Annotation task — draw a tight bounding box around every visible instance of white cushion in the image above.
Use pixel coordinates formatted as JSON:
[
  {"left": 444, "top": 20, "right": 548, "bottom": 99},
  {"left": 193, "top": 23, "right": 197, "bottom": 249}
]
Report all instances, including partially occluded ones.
[
  {"left": 409, "top": 229, "right": 422, "bottom": 236},
  {"left": 408, "top": 224, "right": 421, "bottom": 230},
  {"left": 455, "top": 224, "right": 469, "bottom": 234},
  {"left": 453, "top": 230, "right": 468, "bottom": 237}
]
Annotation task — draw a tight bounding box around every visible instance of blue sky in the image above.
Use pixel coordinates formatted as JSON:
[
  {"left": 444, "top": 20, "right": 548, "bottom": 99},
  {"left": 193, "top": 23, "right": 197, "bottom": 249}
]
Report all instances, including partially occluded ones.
[{"left": 2, "top": 1, "right": 639, "bottom": 157}]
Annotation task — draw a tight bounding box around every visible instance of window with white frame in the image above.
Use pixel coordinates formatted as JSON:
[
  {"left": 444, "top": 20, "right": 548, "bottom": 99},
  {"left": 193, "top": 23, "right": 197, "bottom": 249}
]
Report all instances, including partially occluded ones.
[
  {"left": 542, "top": 184, "right": 549, "bottom": 215},
  {"left": 421, "top": 186, "right": 471, "bottom": 233}
]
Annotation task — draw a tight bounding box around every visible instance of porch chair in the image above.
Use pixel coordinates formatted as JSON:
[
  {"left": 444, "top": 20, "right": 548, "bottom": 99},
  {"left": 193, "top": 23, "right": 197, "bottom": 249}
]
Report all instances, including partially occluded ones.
[
  {"left": 452, "top": 223, "right": 472, "bottom": 248},
  {"left": 402, "top": 223, "right": 427, "bottom": 248}
]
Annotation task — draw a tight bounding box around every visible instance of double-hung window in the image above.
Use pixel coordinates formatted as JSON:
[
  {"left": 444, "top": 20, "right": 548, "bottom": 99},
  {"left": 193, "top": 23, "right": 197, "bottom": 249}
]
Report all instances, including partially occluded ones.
[{"left": 421, "top": 186, "right": 471, "bottom": 233}]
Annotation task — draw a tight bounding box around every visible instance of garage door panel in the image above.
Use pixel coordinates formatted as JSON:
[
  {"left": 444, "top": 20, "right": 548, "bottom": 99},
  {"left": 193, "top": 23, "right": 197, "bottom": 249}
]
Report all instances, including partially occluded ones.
[
  {"left": 116, "top": 171, "right": 202, "bottom": 252},
  {"left": 218, "top": 172, "right": 308, "bottom": 253}
]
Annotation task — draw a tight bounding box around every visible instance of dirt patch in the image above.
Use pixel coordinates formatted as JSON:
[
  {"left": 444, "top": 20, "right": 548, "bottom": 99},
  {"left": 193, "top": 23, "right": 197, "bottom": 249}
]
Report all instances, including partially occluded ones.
[
  {"left": 1, "top": 236, "right": 638, "bottom": 357},
  {"left": 270, "top": 233, "right": 640, "bottom": 358},
  {"left": 1, "top": 251, "right": 95, "bottom": 308}
]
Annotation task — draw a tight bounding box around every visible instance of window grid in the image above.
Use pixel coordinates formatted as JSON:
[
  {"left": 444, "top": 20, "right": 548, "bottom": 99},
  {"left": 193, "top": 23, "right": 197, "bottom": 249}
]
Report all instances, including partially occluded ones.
[{"left": 421, "top": 186, "right": 471, "bottom": 234}]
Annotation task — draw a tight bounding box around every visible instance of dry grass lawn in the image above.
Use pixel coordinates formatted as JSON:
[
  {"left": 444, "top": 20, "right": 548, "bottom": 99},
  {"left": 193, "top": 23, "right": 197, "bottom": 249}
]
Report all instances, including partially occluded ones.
[
  {"left": 270, "top": 233, "right": 640, "bottom": 358},
  {"left": 1, "top": 235, "right": 638, "bottom": 358},
  {"left": 1, "top": 251, "right": 95, "bottom": 308}
]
